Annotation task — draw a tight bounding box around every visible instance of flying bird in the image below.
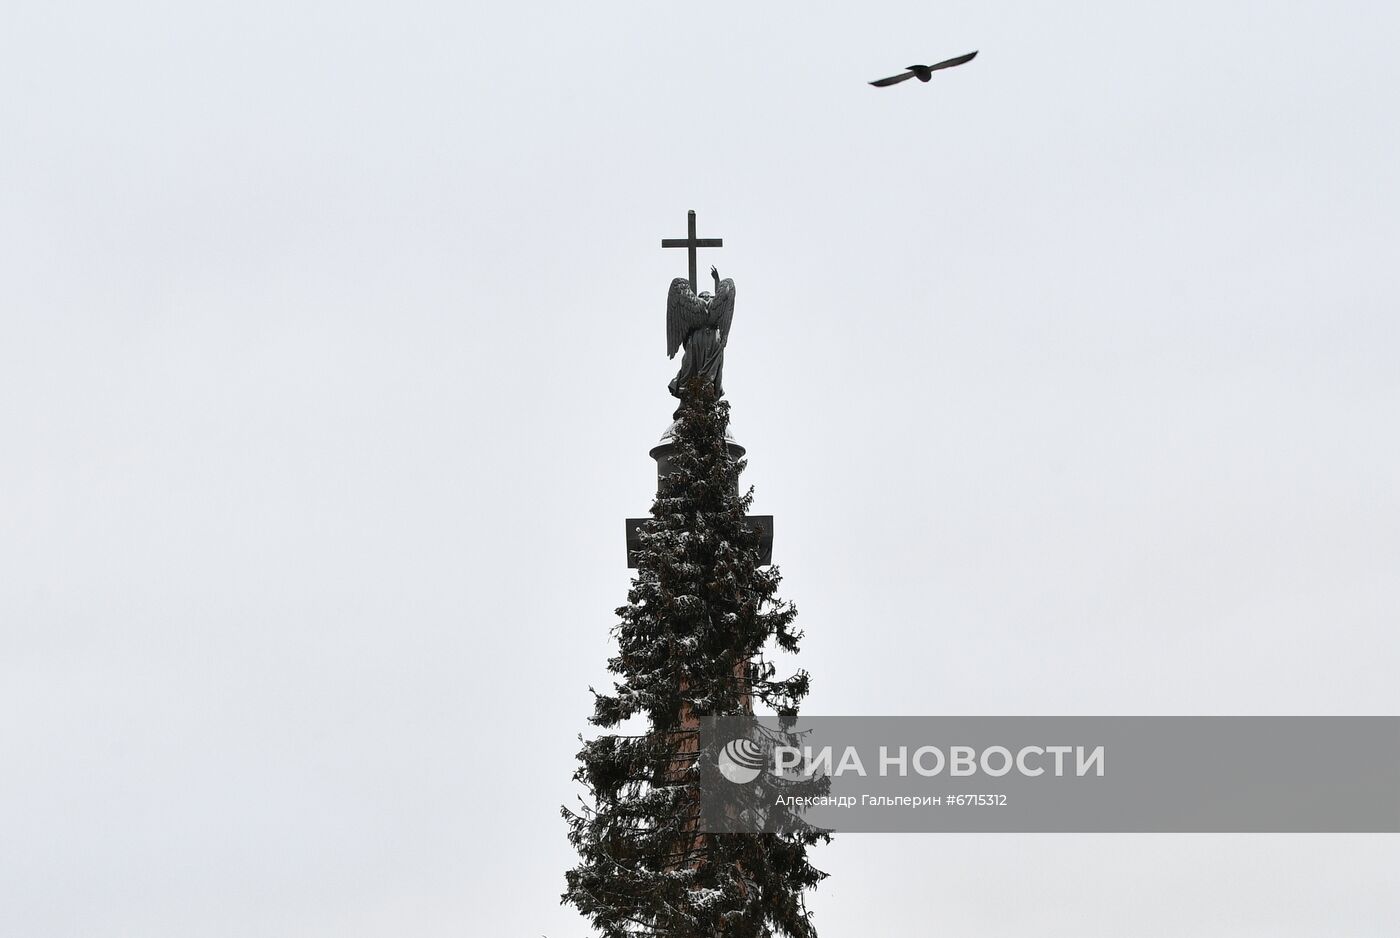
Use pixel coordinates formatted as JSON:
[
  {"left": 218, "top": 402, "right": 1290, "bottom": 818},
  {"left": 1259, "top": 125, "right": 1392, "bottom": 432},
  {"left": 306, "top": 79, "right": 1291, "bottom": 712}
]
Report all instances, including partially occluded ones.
[{"left": 869, "top": 50, "right": 978, "bottom": 87}]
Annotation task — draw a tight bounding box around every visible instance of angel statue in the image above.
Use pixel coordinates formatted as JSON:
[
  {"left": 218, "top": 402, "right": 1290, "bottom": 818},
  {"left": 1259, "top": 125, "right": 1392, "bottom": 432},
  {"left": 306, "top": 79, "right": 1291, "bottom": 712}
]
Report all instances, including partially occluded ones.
[{"left": 667, "top": 264, "right": 736, "bottom": 400}]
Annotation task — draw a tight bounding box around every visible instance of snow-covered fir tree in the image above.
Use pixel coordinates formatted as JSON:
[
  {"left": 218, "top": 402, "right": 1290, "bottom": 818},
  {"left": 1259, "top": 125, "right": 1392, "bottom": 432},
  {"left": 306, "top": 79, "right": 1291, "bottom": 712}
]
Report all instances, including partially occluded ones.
[{"left": 563, "top": 379, "right": 827, "bottom": 937}]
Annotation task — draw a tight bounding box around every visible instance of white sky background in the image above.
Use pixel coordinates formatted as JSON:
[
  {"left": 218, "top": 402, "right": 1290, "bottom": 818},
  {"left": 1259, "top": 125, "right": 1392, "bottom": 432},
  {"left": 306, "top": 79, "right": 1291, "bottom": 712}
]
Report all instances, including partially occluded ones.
[{"left": 3, "top": 1, "right": 1398, "bottom": 935}]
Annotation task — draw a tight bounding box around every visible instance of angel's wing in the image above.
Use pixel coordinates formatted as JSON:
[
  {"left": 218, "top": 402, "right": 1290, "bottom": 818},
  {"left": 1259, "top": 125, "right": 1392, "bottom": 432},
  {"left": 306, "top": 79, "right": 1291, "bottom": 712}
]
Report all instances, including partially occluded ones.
[
  {"left": 667, "top": 277, "right": 710, "bottom": 359},
  {"left": 712, "top": 278, "right": 736, "bottom": 349},
  {"left": 869, "top": 70, "right": 916, "bottom": 87},
  {"left": 928, "top": 50, "right": 978, "bottom": 72}
]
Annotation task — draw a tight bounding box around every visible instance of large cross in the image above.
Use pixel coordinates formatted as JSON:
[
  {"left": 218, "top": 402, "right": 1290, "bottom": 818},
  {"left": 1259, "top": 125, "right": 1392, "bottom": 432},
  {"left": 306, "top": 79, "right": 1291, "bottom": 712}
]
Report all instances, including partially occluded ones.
[{"left": 661, "top": 209, "right": 723, "bottom": 292}]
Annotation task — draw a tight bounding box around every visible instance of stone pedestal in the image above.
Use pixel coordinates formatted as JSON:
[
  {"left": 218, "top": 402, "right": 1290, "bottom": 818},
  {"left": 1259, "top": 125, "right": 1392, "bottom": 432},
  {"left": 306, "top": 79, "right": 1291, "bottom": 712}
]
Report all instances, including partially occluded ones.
[{"left": 624, "top": 437, "right": 774, "bottom": 568}]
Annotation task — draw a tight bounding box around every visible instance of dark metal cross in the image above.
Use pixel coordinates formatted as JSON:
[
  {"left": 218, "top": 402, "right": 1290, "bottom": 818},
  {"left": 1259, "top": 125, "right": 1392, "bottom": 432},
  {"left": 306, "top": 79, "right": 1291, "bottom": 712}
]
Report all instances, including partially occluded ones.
[{"left": 661, "top": 209, "right": 723, "bottom": 292}]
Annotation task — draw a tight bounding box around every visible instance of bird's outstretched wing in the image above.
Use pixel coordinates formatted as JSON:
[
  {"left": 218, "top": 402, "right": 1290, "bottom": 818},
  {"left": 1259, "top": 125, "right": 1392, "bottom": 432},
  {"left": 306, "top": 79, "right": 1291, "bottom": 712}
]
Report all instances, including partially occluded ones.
[
  {"left": 667, "top": 277, "right": 709, "bottom": 358},
  {"left": 712, "top": 279, "right": 736, "bottom": 348},
  {"left": 927, "top": 50, "right": 978, "bottom": 72},
  {"left": 869, "top": 70, "right": 916, "bottom": 87}
]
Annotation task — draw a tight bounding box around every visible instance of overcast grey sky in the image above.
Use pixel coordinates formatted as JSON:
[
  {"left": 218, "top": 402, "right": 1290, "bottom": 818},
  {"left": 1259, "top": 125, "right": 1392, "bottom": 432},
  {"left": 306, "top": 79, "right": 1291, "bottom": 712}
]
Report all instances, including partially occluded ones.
[{"left": 3, "top": 1, "right": 1398, "bottom": 935}]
